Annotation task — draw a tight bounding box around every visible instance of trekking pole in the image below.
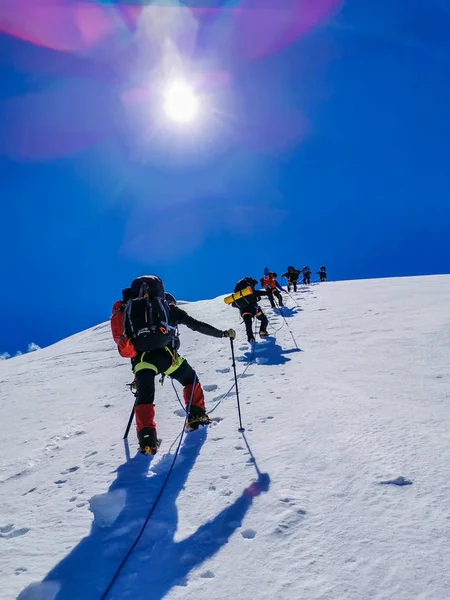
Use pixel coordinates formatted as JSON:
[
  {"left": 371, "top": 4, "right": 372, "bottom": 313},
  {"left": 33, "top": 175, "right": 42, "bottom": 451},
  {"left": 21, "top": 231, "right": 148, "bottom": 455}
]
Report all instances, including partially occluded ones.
[
  {"left": 123, "top": 380, "right": 137, "bottom": 439},
  {"left": 123, "top": 402, "right": 135, "bottom": 440},
  {"left": 230, "top": 338, "right": 245, "bottom": 432}
]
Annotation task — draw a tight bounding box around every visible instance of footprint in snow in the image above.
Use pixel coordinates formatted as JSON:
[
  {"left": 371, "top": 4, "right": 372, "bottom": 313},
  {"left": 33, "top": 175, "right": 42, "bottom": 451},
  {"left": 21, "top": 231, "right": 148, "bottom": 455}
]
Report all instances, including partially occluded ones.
[
  {"left": 260, "top": 416, "right": 274, "bottom": 423},
  {"left": 203, "top": 384, "right": 218, "bottom": 392},
  {"left": 378, "top": 476, "right": 413, "bottom": 486},
  {"left": 54, "top": 479, "right": 67, "bottom": 485},
  {"left": 22, "top": 487, "right": 37, "bottom": 496},
  {"left": 61, "top": 466, "right": 80, "bottom": 474},
  {"left": 0, "top": 525, "right": 14, "bottom": 534},
  {"left": 279, "top": 499, "right": 307, "bottom": 515},
  {"left": 14, "top": 567, "right": 27, "bottom": 575},
  {"left": 200, "top": 570, "right": 215, "bottom": 579},
  {"left": 241, "top": 529, "right": 256, "bottom": 539},
  {"left": 280, "top": 497, "right": 294, "bottom": 504},
  {"left": 216, "top": 368, "right": 230, "bottom": 374},
  {"left": 174, "top": 408, "right": 187, "bottom": 418},
  {"left": 274, "top": 509, "right": 307, "bottom": 535},
  {"left": 0, "top": 524, "right": 30, "bottom": 539}
]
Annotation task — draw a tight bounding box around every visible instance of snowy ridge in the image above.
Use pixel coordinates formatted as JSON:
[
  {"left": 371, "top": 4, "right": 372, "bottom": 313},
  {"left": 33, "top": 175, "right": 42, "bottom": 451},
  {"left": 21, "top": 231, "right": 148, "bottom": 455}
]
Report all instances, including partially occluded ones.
[{"left": 1, "top": 275, "right": 450, "bottom": 600}]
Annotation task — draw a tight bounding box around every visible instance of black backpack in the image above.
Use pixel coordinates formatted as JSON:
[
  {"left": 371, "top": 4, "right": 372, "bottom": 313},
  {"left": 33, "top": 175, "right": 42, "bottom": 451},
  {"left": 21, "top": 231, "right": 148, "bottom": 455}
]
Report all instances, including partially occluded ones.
[
  {"left": 123, "top": 276, "right": 177, "bottom": 353},
  {"left": 233, "top": 277, "right": 258, "bottom": 309}
]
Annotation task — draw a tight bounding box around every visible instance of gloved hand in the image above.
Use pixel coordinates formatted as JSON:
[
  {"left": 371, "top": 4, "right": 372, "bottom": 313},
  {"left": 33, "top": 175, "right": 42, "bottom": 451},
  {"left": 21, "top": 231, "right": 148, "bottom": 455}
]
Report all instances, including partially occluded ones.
[{"left": 222, "top": 328, "right": 236, "bottom": 340}]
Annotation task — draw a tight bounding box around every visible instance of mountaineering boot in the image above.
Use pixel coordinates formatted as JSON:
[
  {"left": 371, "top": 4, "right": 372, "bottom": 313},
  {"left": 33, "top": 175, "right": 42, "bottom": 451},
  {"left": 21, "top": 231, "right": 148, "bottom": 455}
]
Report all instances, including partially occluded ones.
[
  {"left": 138, "top": 427, "right": 159, "bottom": 455},
  {"left": 135, "top": 403, "right": 158, "bottom": 453},
  {"left": 186, "top": 405, "right": 211, "bottom": 432},
  {"left": 259, "top": 330, "right": 269, "bottom": 337}
]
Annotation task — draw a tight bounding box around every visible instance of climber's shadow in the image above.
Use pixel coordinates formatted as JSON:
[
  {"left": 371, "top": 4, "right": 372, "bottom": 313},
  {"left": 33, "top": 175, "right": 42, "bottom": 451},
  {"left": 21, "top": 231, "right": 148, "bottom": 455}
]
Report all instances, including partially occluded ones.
[{"left": 19, "top": 429, "right": 270, "bottom": 600}]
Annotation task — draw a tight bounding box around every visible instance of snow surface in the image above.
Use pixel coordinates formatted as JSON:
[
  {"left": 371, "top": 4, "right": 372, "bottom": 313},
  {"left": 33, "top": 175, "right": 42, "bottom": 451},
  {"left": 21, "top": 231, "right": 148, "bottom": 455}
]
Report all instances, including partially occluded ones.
[{"left": 1, "top": 275, "right": 450, "bottom": 600}]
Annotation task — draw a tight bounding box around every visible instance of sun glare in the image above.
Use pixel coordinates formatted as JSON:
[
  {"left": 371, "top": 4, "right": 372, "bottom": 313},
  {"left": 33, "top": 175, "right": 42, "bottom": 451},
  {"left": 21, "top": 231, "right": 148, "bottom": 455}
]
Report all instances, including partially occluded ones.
[{"left": 163, "top": 81, "right": 199, "bottom": 124}]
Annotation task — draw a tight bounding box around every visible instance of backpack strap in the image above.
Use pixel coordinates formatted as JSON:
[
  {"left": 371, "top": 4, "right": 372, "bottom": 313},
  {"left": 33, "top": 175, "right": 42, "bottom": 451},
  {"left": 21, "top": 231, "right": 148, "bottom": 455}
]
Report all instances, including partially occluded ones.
[
  {"left": 125, "top": 299, "right": 136, "bottom": 336},
  {"left": 156, "top": 297, "right": 177, "bottom": 336}
]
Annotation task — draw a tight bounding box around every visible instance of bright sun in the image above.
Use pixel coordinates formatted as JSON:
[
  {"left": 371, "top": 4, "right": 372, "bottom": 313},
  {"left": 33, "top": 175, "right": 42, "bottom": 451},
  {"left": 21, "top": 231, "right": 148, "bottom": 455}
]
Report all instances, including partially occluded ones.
[{"left": 163, "top": 81, "right": 199, "bottom": 124}]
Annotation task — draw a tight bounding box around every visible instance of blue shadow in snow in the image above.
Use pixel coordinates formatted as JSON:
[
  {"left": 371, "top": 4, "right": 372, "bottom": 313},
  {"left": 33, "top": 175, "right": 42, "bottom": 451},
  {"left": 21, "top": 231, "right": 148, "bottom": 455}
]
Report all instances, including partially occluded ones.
[
  {"left": 261, "top": 301, "right": 299, "bottom": 317},
  {"left": 237, "top": 336, "right": 301, "bottom": 366},
  {"left": 275, "top": 306, "right": 299, "bottom": 318},
  {"left": 19, "top": 429, "right": 269, "bottom": 600}
]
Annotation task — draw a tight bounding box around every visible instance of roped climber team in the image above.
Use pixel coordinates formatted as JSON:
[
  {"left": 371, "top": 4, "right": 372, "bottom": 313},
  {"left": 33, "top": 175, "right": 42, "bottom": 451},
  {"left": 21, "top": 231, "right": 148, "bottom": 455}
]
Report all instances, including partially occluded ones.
[{"left": 111, "top": 265, "right": 328, "bottom": 453}]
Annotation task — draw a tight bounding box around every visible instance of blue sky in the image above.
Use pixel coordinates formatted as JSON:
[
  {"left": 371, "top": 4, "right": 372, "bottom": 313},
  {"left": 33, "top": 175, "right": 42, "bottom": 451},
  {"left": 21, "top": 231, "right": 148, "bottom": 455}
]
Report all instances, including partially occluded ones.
[{"left": 1, "top": 0, "right": 450, "bottom": 355}]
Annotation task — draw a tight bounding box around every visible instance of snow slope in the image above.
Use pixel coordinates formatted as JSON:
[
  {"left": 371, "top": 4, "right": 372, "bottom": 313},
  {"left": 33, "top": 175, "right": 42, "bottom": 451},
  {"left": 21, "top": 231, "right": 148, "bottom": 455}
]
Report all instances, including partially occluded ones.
[{"left": 1, "top": 275, "right": 450, "bottom": 600}]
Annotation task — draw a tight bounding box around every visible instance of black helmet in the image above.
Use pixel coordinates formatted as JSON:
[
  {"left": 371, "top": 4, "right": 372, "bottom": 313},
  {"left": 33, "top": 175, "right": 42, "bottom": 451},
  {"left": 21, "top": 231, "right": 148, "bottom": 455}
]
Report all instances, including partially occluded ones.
[
  {"left": 235, "top": 277, "right": 257, "bottom": 291},
  {"left": 165, "top": 292, "right": 177, "bottom": 305}
]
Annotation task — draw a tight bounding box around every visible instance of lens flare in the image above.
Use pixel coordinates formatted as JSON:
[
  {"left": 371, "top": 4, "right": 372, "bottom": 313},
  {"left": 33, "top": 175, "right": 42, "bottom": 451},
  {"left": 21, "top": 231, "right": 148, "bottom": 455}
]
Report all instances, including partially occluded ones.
[{"left": 163, "top": 81, "right": 199, "bottom": 124}]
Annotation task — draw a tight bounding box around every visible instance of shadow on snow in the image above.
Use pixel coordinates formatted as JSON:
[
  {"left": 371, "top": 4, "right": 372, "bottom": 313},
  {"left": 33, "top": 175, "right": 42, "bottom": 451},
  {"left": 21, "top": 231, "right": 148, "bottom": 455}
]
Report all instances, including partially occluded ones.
[
  {"left": 19, "top": 429, "right": 269, "bottom": 600},
  {"left": 276, "top": 306, "right": 299, "bottom": 318},
  {"left": 262, "top": 303, "right": 301, "bottom": 318},
  {"left": 237, "top": 336, "right": 301, "bottom": 366}
]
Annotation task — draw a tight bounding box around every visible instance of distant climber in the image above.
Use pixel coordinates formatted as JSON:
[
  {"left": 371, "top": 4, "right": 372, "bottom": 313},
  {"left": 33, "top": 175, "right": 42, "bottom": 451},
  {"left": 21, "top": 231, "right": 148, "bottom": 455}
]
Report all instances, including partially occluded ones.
[
  {"left": 317, "top": 266, "right": 327, "bottom": 282},
  {"left": 111, "top": 275, "right": 235, "bottom": 455},
  {"left": 260, "top": 267, "right": 284, "bottom": 308},
  {"left": 281, "top": 266, "right": 301, "bottom": 292},
  {"left": 228, "top": 277, "right": 270, "bottom": 343},
  {"left": 301, "top": 266, "right": 312, "bottom": 285}
]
